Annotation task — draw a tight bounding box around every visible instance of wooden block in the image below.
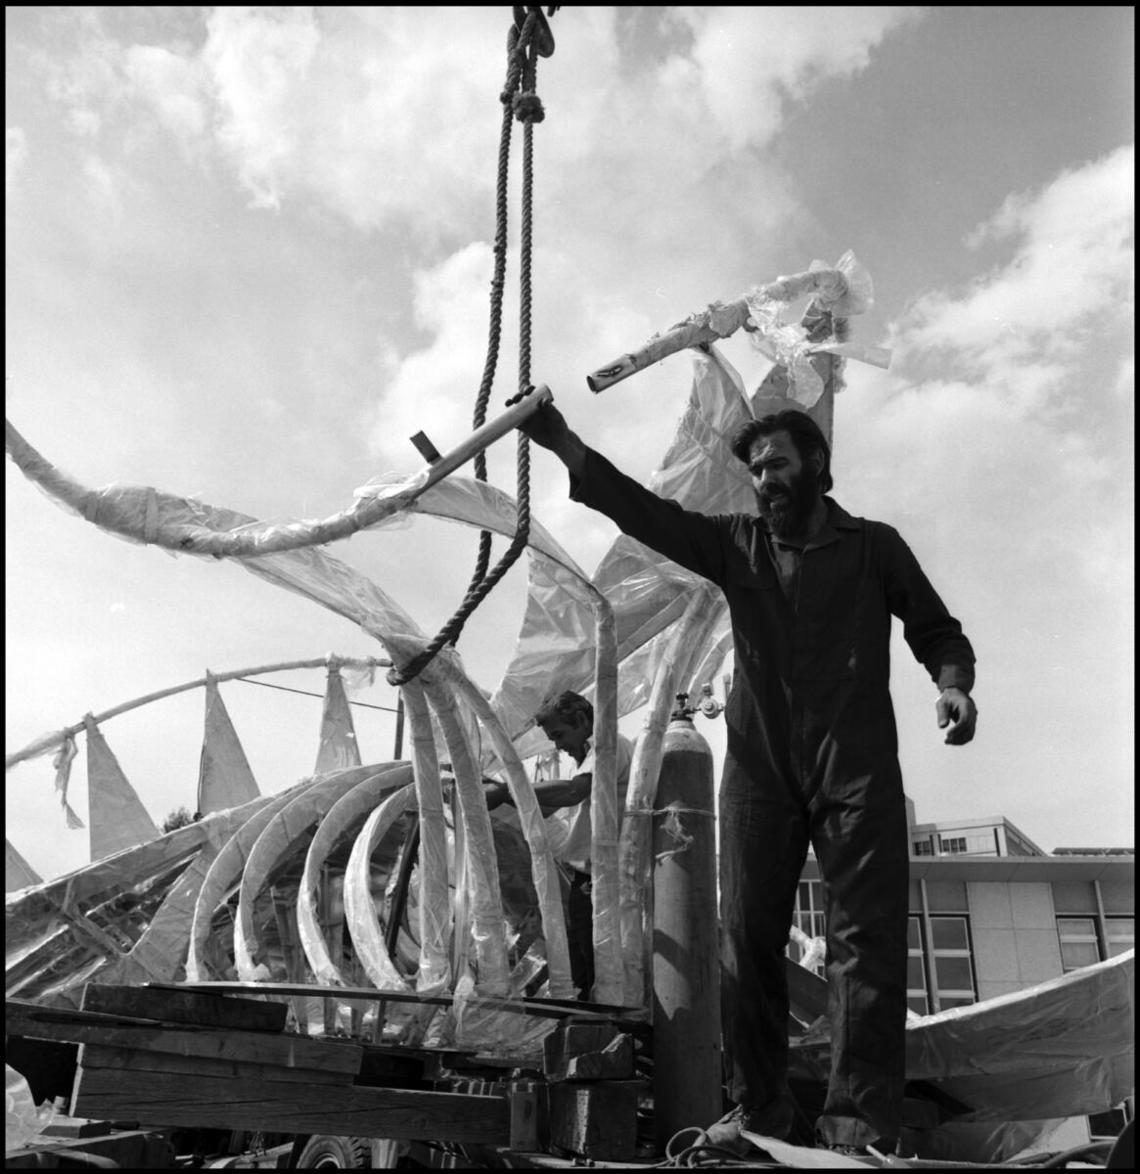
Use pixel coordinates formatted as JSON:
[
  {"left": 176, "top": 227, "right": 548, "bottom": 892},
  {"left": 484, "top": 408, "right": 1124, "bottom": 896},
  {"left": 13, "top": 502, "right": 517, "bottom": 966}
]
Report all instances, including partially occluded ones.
[
  {"left": 40, "top": 1116, "right": 113, "bottom": 1139},
  {"left": 78, "top": 1044, "right": 350, "bottom": 1087},
  {"left": 547, "top": 1079, "right": 642, "bottom": 1162},
  {"left": 564, "top": 1034, "right": 634, "bottom": 1082},
  {"left": 508, "top": 1079, "right": 539, "bottom": 1151},
  {"left": 6, "top": 1000, "right": 361, "bottom": 1078},
  {"left": 83, "top": 983, "right": 288, "bottom": 1032},
  {"left": 544, "top": 1021, "right": 630, "bottom": 1081},
  {"left": 71, "top": 1065, "right": 510, "bottom": 1144}
]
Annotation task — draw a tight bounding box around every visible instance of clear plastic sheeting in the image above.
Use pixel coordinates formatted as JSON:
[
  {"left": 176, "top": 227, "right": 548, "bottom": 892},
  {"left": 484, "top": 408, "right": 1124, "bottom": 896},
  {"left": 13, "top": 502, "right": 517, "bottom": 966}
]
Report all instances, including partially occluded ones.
[
  {"left": 744, "top": 250, "right": 888, "bottom": 409},
  {"left": 493, "top": 344, "right": 755, "bottom": 761},
  {"left": 904, "top": 949, "right": 1135, "bottom": 1122},
  {"left": 295, "top": 766, "right": 415, "bottom": 987}
]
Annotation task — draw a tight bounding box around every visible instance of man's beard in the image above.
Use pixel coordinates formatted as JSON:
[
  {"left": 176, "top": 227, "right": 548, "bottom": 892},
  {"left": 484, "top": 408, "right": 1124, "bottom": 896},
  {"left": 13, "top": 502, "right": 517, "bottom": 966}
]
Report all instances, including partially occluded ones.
[{"left": 756, "top": 466, "right": 820, "bottom": 539}]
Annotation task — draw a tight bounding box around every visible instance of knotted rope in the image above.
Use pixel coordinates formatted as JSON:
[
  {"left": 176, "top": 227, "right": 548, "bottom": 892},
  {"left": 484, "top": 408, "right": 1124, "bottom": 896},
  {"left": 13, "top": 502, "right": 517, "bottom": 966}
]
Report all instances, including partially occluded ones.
[{"left": 388, "top": 12, "right": 547, "bottom": 687}]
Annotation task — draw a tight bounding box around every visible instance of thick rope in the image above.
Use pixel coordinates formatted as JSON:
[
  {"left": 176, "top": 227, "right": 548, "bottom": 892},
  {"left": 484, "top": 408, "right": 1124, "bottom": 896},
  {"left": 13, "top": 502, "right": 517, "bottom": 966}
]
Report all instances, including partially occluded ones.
[{"left": 388, "top": 14, "right": 544, "bottom": 687}]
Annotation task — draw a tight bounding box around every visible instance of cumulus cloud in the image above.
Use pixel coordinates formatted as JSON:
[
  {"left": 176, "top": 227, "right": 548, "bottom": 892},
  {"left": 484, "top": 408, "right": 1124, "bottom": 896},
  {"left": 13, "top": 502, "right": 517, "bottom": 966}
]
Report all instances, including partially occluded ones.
[
  {"left": 843, "top": 146, "right": 1134, "bottom": 602},
  {"left": 677, "top": 6, "right": 921, "bottom": 151},
  {"left": 898, "top": 144, "right": 1134, "bottom": 383},
  {"left": 124, "top": 45, "right": 209, "bottom": 143}
]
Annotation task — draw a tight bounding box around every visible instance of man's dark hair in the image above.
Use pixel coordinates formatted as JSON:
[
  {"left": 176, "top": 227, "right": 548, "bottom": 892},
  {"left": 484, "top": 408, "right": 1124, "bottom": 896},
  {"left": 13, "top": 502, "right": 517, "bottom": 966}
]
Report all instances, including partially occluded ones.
[
  {"left": 730, "top": 410, "right": 834, "bottom": 493},
  {"left": 535, "top": 690, "right": 593, "bottom": 727}
]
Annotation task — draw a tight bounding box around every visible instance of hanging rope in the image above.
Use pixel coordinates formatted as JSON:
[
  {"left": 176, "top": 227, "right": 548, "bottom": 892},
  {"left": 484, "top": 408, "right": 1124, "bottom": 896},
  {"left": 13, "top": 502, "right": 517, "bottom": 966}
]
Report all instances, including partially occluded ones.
[{"left": 388, "top": 10, "right": 549, "bottom": 687}]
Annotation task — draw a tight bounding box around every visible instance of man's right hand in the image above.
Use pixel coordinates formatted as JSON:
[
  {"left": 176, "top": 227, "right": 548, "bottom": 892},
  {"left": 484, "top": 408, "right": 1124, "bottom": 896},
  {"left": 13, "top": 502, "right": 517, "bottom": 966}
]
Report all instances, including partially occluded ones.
[
  {"left": 518, "top": 400, "right": 572, "bottom": 451},
  {"left": 518, "top": 400, "right": 588, "bottom": 475}
]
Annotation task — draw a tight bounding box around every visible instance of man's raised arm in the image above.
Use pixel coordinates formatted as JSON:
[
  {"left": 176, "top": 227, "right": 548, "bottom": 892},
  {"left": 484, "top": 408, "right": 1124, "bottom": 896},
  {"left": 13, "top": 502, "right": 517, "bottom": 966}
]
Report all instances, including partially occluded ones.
[{"left": 518, "top": 398, "right": 731, "bottom": 587}]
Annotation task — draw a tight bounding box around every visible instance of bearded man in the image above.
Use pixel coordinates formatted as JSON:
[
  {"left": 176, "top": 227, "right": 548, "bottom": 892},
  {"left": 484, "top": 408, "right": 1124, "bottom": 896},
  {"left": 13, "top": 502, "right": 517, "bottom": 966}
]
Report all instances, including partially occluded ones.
[{"left": 519, "top": 403, "right": 977, "bottom": 1157}]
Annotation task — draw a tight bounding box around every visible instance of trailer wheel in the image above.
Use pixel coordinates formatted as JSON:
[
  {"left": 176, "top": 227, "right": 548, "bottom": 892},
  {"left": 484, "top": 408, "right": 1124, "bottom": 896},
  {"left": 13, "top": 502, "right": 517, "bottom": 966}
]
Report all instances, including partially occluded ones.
[{"left": 293, "top": 1135, "right": 373, "bottom": 1168}]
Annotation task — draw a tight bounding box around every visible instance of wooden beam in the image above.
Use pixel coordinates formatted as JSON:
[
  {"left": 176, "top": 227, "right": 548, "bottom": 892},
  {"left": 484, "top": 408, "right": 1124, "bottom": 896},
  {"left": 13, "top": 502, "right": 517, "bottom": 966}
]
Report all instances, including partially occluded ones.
[
  {"left": 5, "top": 1000, "right": 361, "bottom": 1077},
  {"left": 81, "top": 983, "right": 288, "bottom": 1033},
  {"left": 72, "top": 1066, "right": 510, "bottom": 1143},
  {"left": 77, "top": 1044, "right": 351, "bottom": 1087},
  {"left": 151, "top": 980, "right": 647, "bottom": 1029}
]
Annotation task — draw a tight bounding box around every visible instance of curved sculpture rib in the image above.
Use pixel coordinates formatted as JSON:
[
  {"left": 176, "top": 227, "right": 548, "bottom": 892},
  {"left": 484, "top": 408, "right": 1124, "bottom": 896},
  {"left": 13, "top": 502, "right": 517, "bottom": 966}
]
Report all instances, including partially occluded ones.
[
  {"left": 390, "top": 680, "right": 451, "bottom": 993},
  {"left": 423, "top": 679, "right": 510, "bottom": 997},
  {"left": 430, "top": 656, "right": 575, "bottom": 1000},
  {"left": 6, "top": 656, "right": 390, "bottom": 772},
  {"left": 342, "top": 783, "right": 418, "bottom": 990},
  {"left": 187, "top": 778, "right": 327, "bottom": 981},
  {"left": 295, "top": 764, "right": 415, "bottom": 987},
  {"left": 234, "top": 767, "right": 404, "bottom": 980},
  {"left": 5, "top": 392, "right": 550, "bottom": 558}
]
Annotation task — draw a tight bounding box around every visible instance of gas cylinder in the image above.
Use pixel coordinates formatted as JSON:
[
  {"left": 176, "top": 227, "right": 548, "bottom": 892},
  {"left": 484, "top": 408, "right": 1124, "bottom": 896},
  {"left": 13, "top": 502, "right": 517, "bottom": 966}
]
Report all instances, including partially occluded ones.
[{"left": 651, "top": 701, "right": 722, "bottom": 1148}]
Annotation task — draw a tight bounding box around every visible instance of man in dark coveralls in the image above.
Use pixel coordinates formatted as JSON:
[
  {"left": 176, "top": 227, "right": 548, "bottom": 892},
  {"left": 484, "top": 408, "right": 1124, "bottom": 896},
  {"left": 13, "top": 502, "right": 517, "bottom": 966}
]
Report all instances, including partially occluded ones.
[{"left": 520, "top": 401, "right": 977, "bottom": 1157}]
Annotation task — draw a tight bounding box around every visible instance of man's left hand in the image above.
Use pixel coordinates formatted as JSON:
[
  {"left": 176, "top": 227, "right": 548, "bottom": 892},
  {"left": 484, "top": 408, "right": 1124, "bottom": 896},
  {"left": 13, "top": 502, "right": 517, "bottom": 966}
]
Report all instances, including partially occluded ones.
[{"left": 936, "top": 688, "right": 977, "bottom": 746}]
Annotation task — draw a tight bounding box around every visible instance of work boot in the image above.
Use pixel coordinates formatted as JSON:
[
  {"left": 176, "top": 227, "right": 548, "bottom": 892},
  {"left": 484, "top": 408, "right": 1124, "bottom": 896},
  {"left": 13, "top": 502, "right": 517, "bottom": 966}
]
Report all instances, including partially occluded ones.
[{"left": 701, "top": 1098, "right": 795, "bottom": 1158}]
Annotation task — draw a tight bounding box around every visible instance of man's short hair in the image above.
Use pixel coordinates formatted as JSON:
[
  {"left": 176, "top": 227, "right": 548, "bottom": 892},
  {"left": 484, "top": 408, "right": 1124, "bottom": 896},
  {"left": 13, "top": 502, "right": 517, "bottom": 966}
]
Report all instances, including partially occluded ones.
[
  {"left": 729, "top": 410, "right": 834, "bottom": 493},
  {"left": 535, "top": 690, "right": 593, "bottom": 727}
]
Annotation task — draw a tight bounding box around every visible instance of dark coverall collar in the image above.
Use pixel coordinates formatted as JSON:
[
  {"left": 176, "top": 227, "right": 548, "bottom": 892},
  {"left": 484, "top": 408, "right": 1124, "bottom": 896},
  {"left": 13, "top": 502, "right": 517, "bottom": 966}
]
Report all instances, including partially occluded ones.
[{"left": 762, "top": 495, "right": 860, "bottom": 552}]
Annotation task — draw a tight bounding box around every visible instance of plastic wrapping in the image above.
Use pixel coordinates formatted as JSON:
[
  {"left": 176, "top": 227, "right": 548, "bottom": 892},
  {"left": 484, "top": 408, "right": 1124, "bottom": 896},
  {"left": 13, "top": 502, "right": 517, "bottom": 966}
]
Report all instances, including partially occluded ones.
[
  {"left": 342, "top": 783, "right": 419, "bottom": 991},
  {"left": 397, "top": 680, "right": 452, "bottom": 996},
  {"left": 198, "top": 676, "right": 262, "bottom": 815},
  {"left": 904, "top": 949, "right": 1135, "bottom": 1122},
  {"left": 789, "top": 950, "right": 1134, "bottom": 1125},
  {"left": 432, "top": 656, "right": 576, "bottom": 1001},
  {"left": 186, "top": 779, "right": 322, "bottom": 981},
  {"left": 233, "top": 767, "right": 404, "bottom": 981},
  {"left": 5, "top": 1065, "right": 57, "bottom": 1153},
  {"left": 493, "top": 345, "right": 755, "bottom": 760},
  {"left": 744, "top": 251, "right": 889, "bottom": 409},
  {"left": 423, "top": 679, "right": 510, "bottom": 997},
  {"left": 83, "top": 717, "right": 160, "bottom": 861},
  {"left": 8, "top": 797, "right": 269, "bottom": 1002},
  {"left": 313, "top": 665, "right": 363, "bottom": 773},
  {"left": 295, "top": 765, "right": 414, "bottom": 987}
]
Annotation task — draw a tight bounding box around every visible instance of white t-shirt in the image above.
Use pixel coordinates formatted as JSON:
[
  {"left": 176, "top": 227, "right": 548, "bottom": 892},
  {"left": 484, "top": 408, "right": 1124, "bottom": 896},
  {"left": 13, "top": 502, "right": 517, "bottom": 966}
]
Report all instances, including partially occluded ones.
[{"left": 544, "top": 733, "right": 635, "bottom": 873}]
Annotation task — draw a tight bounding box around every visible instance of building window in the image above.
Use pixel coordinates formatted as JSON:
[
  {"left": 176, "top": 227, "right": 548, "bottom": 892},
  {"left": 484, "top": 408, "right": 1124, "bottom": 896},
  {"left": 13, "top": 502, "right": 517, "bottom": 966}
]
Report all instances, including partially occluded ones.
[
  {"left": 793, "top": 879, "right": 825, "bottom": 941},
  {"left": 913, "top": 839, "right": 934, "bottom": 857},
  {"left": 938, "top": 836, "right": 967, "bottom": 854},
  {"left": 929, "top": 914, "right": 976, "bottom": 1009},
  {"left": 787, "top": 880, "right": 825, "bottom": 966},
  {"left": 1104, "top": 917, "right": 1134, "bottom": 958},
  {"left": 1056, "top": 916, "right": 1101, "bottom": 972},
  {"left": 907, "top": 916, "right": 929, "bottom": 1015}
]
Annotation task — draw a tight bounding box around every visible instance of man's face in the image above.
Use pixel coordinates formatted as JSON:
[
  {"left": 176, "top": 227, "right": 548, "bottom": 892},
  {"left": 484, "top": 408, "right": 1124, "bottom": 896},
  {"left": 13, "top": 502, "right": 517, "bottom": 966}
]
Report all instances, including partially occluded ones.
[
  {"left": 747, "top": 430, "right": 821, "bottom": 538},
  {"left": 538, "top": 713, "right": 590, "bottom": 761}
]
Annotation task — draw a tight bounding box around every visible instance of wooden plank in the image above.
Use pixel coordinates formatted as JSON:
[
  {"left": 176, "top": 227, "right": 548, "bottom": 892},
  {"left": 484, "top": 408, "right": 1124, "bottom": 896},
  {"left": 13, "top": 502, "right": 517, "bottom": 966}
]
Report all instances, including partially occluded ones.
[
  {"left": 78, "top": 1043, "right": 351, "bottom": 1087},
  {"left": 152, "top": 980, "right": 648, "bottom": 1029},
  {"left": 72, "top": 1065, "right": 510, "bottom": 1144},
  {"left": 81, "top": 983, "right": 288, "bottom": 1032},
  {"left": 5, "top": 1000, "right": 361, "bottom": 1077}
]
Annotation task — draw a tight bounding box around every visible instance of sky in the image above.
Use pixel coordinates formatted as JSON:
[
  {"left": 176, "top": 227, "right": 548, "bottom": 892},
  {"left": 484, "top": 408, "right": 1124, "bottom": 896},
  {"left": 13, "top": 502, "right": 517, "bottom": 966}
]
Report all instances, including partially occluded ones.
[{"left": 5, "top": 6, "right": 1134, "bottom": 883}]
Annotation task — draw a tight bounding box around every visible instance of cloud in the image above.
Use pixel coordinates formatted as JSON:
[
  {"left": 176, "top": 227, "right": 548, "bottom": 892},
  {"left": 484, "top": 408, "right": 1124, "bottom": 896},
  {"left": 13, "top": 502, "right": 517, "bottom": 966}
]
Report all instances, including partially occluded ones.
[
  {"left": 843, "top": 147, "right": 1134, "bottom": 603},
  {"left": 896, "top": 144, "right": 1134, "bottom": 385},
  {"left": 124, "top": 45, "right": 209, "bottom": 144},
  {"left": 677, "top": 6, "right": 921, "bottom": 151},
  {"left": 6, "top": 127, "right": 28, "bottom": 195}
]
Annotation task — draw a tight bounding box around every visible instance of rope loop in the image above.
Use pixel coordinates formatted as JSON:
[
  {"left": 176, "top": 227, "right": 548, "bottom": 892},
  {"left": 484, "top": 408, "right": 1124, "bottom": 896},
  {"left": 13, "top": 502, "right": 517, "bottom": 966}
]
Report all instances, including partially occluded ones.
[{"left": 389, "top": 11, "right": 544, "bottom": 689}]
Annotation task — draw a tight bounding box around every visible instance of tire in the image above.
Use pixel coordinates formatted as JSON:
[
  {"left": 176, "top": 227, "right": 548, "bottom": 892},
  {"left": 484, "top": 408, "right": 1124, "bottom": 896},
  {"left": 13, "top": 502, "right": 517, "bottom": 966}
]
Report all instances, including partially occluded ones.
[{"left": 293, "top": 1135, "right": 373, "bottom": 1168}]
